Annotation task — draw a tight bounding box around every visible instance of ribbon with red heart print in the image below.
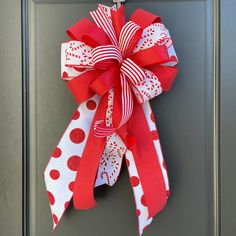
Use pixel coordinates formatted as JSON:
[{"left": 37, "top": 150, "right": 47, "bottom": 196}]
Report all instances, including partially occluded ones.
[{"left": 44, "top": 4, "right": 179, "bottom": 235}]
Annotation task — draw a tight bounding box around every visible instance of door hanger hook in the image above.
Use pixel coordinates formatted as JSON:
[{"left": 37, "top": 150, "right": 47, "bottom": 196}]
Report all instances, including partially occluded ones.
[{"left": 113, "top": 0, "right": 125, "bottom": 9}]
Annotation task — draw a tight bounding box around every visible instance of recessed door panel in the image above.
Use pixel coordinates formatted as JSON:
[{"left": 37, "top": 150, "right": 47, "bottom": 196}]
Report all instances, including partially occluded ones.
[{"left": 29, "top": 1, "right": 215, "bottom": 235}]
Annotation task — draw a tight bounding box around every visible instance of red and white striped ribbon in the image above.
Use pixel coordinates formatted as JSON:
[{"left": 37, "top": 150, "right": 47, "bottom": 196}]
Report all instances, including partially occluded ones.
[
  {"left": 90, "top": 10, "right": 144, "bottom": 138},
  {"left": 119, "top": 21, "right": 142, "bottom": 58},
  {"left": 90, "top": 5, "right": 118, "bottom": 46},
  {"left": 92, "top": 45, "right": 122, "bottom": 69},
  {"left": 93, "top": 73, "right": 134, "bottom": 138},
  {"left": 92, "top": 58, "right": 144, "bottom": 137},
  {"left": 120, "top": 58, "right": 146, "bottom": 85},
  {"left": 94, "top": 120, "right": 116, "bottom": 138},
  {"left": 118, "top": 73, "right": 134, "bottom": 128}
]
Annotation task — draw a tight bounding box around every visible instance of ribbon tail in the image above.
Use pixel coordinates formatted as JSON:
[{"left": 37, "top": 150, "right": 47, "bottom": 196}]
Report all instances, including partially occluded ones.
[
  {"left": 95, "top": 133, "right": 126, "bottom": 187},
  {"left": 95, "top": 89, "right": 127, "bottom": 187},
  {"left": 142, "top": 102, "right": 170, "bottom": 195},
  {"left": 125, "top": 149, "right": 153, "bottom": 235},
  {"left": 73, "top": 94, "right": 108, "bottom": 210},
  {"left": 44, "top": 95, "right": 100, "bottom": 229},
  {"left": 127, "top": 100, "right": 168, "bottom": 219},
  {"left": 126, "top": 101, "right": 169, "bottom": 234}
]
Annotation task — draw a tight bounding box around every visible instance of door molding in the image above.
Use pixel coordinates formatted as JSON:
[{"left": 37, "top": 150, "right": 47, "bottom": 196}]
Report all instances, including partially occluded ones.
[
  {"left": 212, "top": 0, "right": 220, "bottom": 235},
  {"left": 22, "top": 0, "right": 30, "bottom": 236},
  {"left": 25, "top": 0, "right": 222, "bottom": 235}
]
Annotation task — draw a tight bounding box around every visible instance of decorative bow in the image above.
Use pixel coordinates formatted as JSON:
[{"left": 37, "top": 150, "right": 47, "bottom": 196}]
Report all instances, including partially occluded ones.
[{"left": 45, "top": 4, "right": 178, "bottom": 235}]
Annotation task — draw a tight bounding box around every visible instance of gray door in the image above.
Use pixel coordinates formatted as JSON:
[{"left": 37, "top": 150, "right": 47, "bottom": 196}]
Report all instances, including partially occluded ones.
[
  {"left": 28, "top": 0, "right": 216, "bottom": 235},
  {"left": 0, "top": 0, "right": 236, "bottom": 236}
]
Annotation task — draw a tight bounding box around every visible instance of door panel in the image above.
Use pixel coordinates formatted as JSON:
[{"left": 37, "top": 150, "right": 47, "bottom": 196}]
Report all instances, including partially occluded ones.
[
  {"left": 29, "top": 0, "right": 215, "bottom": 235},
  {"left": 0, "top": 1, "right": 22, "bottom": 236}
]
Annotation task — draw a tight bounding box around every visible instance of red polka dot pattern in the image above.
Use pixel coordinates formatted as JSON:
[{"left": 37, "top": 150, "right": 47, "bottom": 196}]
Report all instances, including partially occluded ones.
[
  {"left": 62, "top": 71, "right": 68, "bottom": 79},
  {"left": 64, "top": 201, "right": 70, "bottom": 209},
  {"left": 69, "top": 128, "right": 85, "bottom": 144},
  {"left": 130, "top": 176, "right": 140, "bottom": 187},
  {"left": 126, "top": 159, "right": 130, "bottom": 167},
  {"left": 67, "top": 155, "right": 80, "bottom": 171},
  {"left": 52, "top": 147, "right": 61, "bottom": 158},
  {"left": 50, "top": 169, "right": 60, "bottom": 180},
  {"left": 166, "top": 190, "right": 170, "bottom": 198},
  {"left": 48, "top": 191, "right": 55, "bottom": 205},
  {"left": 170, "top": 55, "right": 178, "bottom": 62},
  {"left": 163, "top": 160, "right": 167, "bottom": 170},
  {"left": 141, "top": 195, "right": 147, "bottom": 206},
  {"left": 72, "top": 110, "right": 80, "bottom": 120},
  {"left": 68, "top": 181, "right": 74, "bottom": 192},
  {"left": 136, "top": 209, "right": 141, "bottom": 216},
  {"left": 52, "top": 214, "right": 58, "bottom": 224},
  {"left": 86, "top": 100, "right": 97, "bottom": 110},
  {"left": 151, "top": 130, "right": 159, "bottom": 140},
  {"left": 150, "top": 113, "right": 155, "bottom": 123}
]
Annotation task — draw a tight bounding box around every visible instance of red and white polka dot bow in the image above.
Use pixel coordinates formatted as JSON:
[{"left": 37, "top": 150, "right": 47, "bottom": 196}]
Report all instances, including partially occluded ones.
[{"left": 45, "top": 4, "right": 179, "bottom": 235}]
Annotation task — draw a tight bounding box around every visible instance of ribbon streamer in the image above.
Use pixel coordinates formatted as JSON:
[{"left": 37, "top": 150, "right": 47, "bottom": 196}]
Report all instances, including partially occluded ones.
[{"left": 45, "top": 4, "right": 179, "bottom": 235}]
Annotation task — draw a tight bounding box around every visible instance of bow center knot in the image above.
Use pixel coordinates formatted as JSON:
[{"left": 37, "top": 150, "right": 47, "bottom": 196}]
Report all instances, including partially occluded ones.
[
  {"left": 92, "top": 44, "right": 146, "bottom": 86},
  {"left": 92, "top": 45, "right": 123, "bottom": 69},
  {"left": 91, "top": 20, "right": 143, "bottom": 71}
]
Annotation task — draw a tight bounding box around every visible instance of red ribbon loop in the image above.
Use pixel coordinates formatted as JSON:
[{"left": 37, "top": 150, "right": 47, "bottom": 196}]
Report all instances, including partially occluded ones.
[
  {"left": 111, "top": 4, "right": 126, "bottom": 38},
  {"left": 146, "top": 64, "right": 179, "bottom": 92},
  {"left": 89, "top": 64, "right": 120, "bottom": 96},
  {"left": 130, "top": 8, "right": 161, "bottom": 29},
  {"left": 67, "top": 70, "right": 102, "bottom": 104},
  {"left": 130, "top": 45, "right": 170, "bottom": 67},
  {"left": 67, "top": 18, "right": 111, "bottom": 47}
]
